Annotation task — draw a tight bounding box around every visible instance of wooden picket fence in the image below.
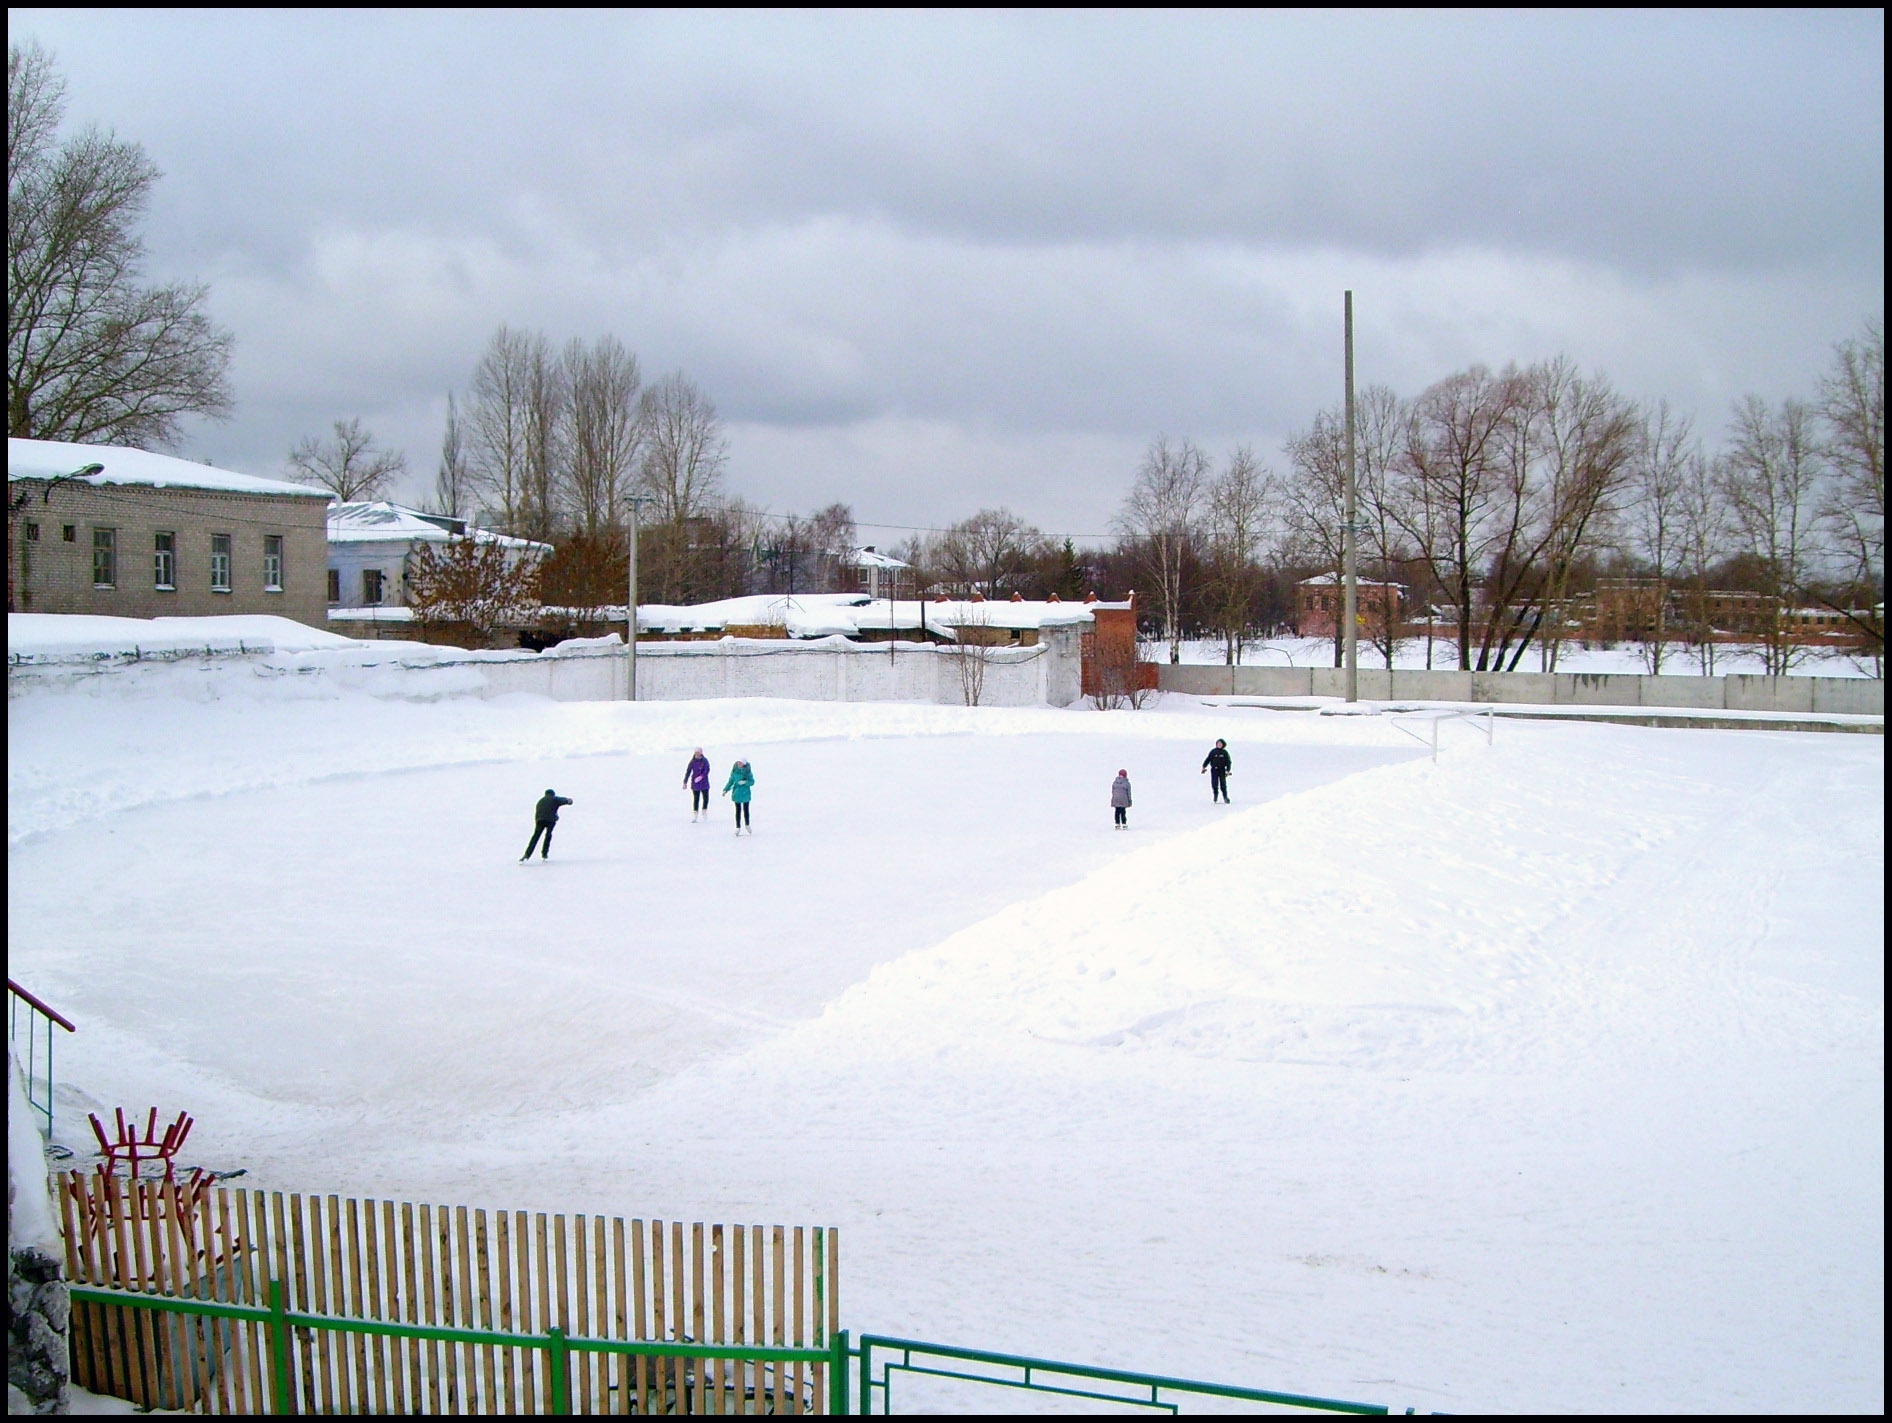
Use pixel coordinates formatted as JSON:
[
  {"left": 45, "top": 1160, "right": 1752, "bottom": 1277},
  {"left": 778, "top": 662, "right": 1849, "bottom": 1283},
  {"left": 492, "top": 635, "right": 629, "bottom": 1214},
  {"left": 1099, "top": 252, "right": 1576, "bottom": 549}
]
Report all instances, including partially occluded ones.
[{"left": 57, "top": 1171, "right": 838, "bottom": 1414}]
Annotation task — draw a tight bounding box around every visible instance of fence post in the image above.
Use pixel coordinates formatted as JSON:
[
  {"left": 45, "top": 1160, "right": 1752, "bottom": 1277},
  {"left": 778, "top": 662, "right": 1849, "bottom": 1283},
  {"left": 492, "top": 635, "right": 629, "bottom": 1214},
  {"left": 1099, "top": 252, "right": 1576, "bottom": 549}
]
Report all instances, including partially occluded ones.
[
  {"left": 832, "top": 1329, "right": 850, "bottom": 1415},
  {"left": 859, "top": 1336, "right": 872, "bottom": 1416},
  {"left": 547, "top": 1326, "right": 569, "bottom": 1414},
  {"left": 267, "top": 1278, "right": 291, "bottom": 1415}
]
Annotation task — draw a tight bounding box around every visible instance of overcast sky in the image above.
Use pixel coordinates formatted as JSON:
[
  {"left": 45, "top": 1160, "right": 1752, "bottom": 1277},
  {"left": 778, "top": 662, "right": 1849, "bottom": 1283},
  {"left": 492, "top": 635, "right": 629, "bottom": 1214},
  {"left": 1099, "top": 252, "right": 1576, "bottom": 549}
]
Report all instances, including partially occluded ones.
[{"left": 13, "top": 10, "right": 1884, "bottom": 537}]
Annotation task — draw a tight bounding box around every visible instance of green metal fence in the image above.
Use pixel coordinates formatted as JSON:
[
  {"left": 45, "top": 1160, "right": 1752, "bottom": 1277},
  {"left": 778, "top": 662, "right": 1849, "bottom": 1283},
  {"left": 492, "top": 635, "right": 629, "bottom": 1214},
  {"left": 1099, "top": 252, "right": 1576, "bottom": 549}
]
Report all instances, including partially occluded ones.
[
  {"left": 69, "top": 1281, "right": 850, "bottom": 1414},
  {"left": 855, "top": 1335, "right": 1391, "bottom": 1415}
]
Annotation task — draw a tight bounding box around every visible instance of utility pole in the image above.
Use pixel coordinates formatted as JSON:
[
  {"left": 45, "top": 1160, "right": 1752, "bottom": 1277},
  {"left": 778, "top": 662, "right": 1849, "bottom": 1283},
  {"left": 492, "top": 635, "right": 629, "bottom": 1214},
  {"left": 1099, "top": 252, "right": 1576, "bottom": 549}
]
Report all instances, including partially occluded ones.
[
  {"left": 1343, "top": 290, "right": 1359, "bottom": 703},
  {"left": 624, "top": 492, "right": 654, "bottom": 701}
]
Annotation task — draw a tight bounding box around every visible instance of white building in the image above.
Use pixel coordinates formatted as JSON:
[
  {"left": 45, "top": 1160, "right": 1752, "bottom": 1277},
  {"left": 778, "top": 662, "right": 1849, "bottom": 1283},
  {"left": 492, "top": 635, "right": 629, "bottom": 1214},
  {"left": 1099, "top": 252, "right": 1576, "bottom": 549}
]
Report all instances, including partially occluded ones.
[{"left": 325, "top": 502, "right": 548, "bottom": 631}]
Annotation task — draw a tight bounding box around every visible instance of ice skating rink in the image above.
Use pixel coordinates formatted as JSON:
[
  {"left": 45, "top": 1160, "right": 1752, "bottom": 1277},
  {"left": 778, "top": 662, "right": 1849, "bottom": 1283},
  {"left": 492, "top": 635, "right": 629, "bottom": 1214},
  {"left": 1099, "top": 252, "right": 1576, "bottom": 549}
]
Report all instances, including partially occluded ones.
[{"left": 10, "top": 687, "right": 1883, "bottom": 1412}]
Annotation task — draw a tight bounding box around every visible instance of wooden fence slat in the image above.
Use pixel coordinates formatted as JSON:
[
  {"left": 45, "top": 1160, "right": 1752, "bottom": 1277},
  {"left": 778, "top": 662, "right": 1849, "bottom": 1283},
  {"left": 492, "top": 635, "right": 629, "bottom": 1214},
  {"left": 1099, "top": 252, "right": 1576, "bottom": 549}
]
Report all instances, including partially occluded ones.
[
  {"left": 517, "top": 1212, "right": 538, "bottom": 1416},
  {"left": 670, "top": 1219, "right": 688, "bottom": 1410},
  {"left": 476, "top": 1209, "right": 498, "bottom": 1414},
  {"left": 732, "top": 1223, "right": 748, "bottom": 1416},
  {"left": 211, "top": 1187, "right": 244, "bottom": 1415},
  {"left": 399, "top": 1201, "right": 421, "bottom": 1416},
  {"left": 534, "top": 1213, "right": 553, "bottom": 1414},
  {"left": 692, "top": 1222, "right": 706, "bottom": 1412},
  {"left": 793, "top": 1225, "right": 806, "bottom": 1415},
  {"left": 572, "top": 1216, "right": 591, "bottom": 1415},
  {"left": 166, "top": 1179, "right": 208, "bottom": 1412},
  {"left": 305, "top": 1194, "right": 335, "bottom": 1412},
  {"left": 631, "top": 1221, "right": 650, "bottom": 1414},
  {"left": 711, "top": 1224, "right": 727, "bottom": 1413},
  {"left": 363, "top": 1200, "right": 389, "bottom": 1417},
  {"left": 126, "top": 1180, "right": 161, "bottom": 1410},
  {"left": 236, "top": 1188, "right": 269, "bottom": 1417},
  {"left": 611, "top": 1218, "right": 629, "bottom": 1416},
  {"left": 496, "top": 1210, "right": 519, "bottom": 1415},
  {"left": 752, "top": 1225, "right": 766, "bottom": 1417},
  {"left": 446, "top": 1203, "right": 469, "bottom": 1407},
  {"left": 772, "top": 1225, "right": 786, "bottom": 1415}
]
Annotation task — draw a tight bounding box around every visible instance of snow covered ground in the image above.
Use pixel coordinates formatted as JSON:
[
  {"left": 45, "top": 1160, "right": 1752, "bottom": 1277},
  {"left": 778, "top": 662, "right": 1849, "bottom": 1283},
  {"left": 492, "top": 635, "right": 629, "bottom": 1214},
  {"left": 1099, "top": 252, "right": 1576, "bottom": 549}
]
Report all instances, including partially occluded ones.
[
  {"left": 8, "top": 678, "right": 1882, "bottom": 1412},
  {"left": 1171, "top": 635, "right": 1880, "bottom": 678}
]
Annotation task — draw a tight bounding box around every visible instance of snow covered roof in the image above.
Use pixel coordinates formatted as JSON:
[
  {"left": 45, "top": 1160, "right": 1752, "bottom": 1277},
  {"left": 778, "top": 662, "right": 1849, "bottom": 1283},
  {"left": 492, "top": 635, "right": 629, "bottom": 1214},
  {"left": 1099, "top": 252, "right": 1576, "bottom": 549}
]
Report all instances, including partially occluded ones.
[
  {"left": 7, "top": 437, "right": 332, "bottom": 500},
  {"left": 632, "top": 592, "right": 1097, "bottom": 638},
  {"left": 328, "top": 501, "right": 550, "bottom": 552},
  {"left": 1298, "top": 573, "right": 1404, "bottom": 589},
  {"left": 842, "top": 547, "right": 910, "bottom": 570},
  {"left": 8, "top": 612, "right": 359, "bottom": 660}
]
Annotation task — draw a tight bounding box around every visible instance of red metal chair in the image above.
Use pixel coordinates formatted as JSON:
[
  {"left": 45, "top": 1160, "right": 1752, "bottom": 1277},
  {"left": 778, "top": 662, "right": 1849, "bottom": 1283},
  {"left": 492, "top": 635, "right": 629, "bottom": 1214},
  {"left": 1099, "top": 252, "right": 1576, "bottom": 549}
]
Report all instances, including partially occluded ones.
[{"left": 89, "top": 1107, "right": 194, "bottom": 1182}]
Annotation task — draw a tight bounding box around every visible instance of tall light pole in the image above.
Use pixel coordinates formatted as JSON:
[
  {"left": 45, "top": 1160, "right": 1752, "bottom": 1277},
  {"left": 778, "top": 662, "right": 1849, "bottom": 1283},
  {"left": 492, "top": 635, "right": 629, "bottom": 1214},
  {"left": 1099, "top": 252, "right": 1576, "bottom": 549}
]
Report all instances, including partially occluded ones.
[
  {"left": 1343, "top": 291, "right": 1359, "bottom": 703},
  {"left": 623, "top": 492, "right": 654, "bottom": 701}
]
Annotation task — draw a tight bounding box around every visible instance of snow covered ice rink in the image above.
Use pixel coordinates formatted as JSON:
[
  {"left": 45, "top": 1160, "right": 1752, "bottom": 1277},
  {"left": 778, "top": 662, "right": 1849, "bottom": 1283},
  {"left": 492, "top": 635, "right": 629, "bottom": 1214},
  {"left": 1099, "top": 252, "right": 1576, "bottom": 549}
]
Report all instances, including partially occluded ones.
[{"left": 9, "top": 681, "right": 1883, "bottom": 1412}]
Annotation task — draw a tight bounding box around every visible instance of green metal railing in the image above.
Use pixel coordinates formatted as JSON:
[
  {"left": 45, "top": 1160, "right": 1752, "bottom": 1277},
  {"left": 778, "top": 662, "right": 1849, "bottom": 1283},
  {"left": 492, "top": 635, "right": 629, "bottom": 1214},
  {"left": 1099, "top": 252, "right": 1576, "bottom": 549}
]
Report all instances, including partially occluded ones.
[
  {"left": 855, "top": 1335, "right": 1390, "bottom": 1415},
  {"left": 69, "top": 1281, "right": 850, "bottom": 1414}
]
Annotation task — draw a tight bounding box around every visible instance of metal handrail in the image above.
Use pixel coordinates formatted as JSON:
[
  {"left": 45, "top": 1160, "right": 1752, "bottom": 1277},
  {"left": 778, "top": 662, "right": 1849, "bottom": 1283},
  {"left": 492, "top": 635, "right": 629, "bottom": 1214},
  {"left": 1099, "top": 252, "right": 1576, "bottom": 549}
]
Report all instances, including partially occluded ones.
[
  {"left": 8, "top": 978, "right": 75, "bottom": 1138},
  {"left": 70, "top": 1280, "right": 849, "bottom": 1414},
  {"left": 857, "top": 1334, "right": 1389, "bottom": 1415}
]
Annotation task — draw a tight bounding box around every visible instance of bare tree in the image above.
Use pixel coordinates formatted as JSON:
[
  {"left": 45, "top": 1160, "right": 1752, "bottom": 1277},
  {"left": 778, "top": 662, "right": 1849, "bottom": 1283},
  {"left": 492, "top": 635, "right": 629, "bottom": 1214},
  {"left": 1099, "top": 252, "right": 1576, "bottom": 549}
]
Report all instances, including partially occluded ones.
[
  {"left": 1116, "top": 436, "right": 1208, "bottom": 663},
  {"left": 1721, "top": 395, "right": 1825, "bottom": 675},
  {"left": 565, "top": 335, "right": 643, "bottom": 538},
  {"left": 407, "top": 535, "right": 542, "bottom": 648},
  {"left": 1283, "top": 409, "right": 1349, "bottom": 664},
  {"left": 518, "top": 334, "right": 568, "bottom": 542},
  {"left": 1474, "top": 358, "right": 1637, "bottom": 673},
  {"left": 287, "top": 417, "right": 407, "bottom": 502},
  {"left": 637, "top": 372, "right": 727, "bottom": 601},
  {"left": 949, "top": 604, "right": 992, "bottom": 706},
  {"left": 936, "top": 507, "right": 1042, "bottom": 598},
  {"left": 1395, "top": 365, "right": 1533, "bottom": 670},
  {"left": 1817, "top": 317, "right": 1884, "bottom": 670},
  {"left": 1675, "top": 449, "right": 1730, "bottom": 675},
  {"left": 1351, "top": 386, "right": 1411, "bottom": 668},
  {"left": 8, "top": 40, "right": 233, "bottom": 445},
  {"left": 1203, "top": 446, "right": 1275, "bottom": 665},
  {"left": 466, "top": 325, "right": 535, "bottom": 534},
  {"left": 1623, "top": 401, "right": 1696, "bottom": 672},
  {"left": 427, "top": 391, "right": 473, "bottom": 520}
]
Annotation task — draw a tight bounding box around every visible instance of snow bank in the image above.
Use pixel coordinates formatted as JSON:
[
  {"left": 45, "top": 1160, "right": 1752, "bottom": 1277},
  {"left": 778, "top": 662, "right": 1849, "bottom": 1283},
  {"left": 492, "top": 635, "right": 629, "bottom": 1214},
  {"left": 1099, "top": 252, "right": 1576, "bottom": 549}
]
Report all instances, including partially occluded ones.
[
  {"left": 7, "top": 1055, "right": 59, "bottom": 1251},
  {"left": 8, "top": 612, "right": 358, "bottom": 660}
]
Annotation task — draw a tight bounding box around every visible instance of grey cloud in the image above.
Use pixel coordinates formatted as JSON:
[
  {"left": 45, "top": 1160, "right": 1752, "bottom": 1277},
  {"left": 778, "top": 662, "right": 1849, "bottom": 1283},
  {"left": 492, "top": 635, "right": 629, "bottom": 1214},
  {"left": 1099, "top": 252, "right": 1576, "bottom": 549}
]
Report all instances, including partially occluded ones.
[{"left": 8, "top": 11, "right": 1884, "bottom": 531}]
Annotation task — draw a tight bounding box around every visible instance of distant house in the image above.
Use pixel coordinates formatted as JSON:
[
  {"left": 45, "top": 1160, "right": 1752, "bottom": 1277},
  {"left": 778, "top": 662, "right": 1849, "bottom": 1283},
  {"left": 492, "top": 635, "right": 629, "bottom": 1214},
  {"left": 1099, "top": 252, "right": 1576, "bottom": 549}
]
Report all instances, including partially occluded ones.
[
  {"left": 7, "top": 437, "right": 332, "bottom": 625},
  {"left": 1295, "top": 573, "right": 1403, "bottom": 637},
  {"left": 325, "top": 502, "right": 549, "bottom": 635}
]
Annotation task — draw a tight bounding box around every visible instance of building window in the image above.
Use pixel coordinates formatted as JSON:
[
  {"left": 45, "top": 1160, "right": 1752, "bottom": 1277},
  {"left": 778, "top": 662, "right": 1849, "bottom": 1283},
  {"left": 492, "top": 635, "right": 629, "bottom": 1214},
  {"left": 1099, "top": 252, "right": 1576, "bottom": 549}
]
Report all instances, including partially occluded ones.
[
  {"left": 23, "top": 523, "right": 38, "bottom": 542},
  {"left": 362, "top": 568, "right": 385, "bottom": 605},
  {"left": 327, "top": 567, "right": 341, "bottom": 604},
  {"left": 264, "top": 535, "right": 284, "bottom": 591},
  {"left": 62, "top": 524, "right": 76, "bottom": 542},
  {"left": 154, "top": 532, "right": 176, "bottom": 590},
  {"left": 92, "top": 528, "right": 117, "bottom": 588},
  {"left": 211, "top": 533, "right": 232, "bottom": 592}
]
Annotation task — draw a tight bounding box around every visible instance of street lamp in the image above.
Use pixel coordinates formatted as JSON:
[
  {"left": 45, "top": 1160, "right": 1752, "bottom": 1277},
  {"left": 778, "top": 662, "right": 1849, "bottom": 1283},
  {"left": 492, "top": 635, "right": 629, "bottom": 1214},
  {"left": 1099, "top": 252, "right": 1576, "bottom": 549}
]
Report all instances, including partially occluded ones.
[{"left": 623, "top": 492, "right": 655, "bottom": 701}]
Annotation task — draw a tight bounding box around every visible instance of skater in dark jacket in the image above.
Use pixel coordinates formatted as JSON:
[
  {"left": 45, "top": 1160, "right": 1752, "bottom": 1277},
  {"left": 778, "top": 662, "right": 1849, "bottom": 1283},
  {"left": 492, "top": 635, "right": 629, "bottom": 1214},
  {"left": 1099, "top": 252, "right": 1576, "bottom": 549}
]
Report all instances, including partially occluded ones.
[
  {"left": 1110, "top": 769, "right": 1132, "bottom": 829},
  {"left": 1202, "top": 740, "right": 1232, "bottom": 803},
  {"left": 723, "top": 760, "right": 755, "bottom": 834},
  {"left": 521, "top": 788, "right": 573, "bottom": 860},
  {"left": 684, "top": 749, "right": 712, "bottom": 820}
]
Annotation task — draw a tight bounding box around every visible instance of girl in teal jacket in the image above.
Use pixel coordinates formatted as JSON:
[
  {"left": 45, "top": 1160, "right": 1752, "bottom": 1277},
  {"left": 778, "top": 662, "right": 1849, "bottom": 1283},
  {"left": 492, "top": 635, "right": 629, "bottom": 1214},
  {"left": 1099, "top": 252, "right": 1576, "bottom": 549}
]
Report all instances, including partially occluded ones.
[{"left": 722, "top": 760, "right": 755, "bottom": 834}]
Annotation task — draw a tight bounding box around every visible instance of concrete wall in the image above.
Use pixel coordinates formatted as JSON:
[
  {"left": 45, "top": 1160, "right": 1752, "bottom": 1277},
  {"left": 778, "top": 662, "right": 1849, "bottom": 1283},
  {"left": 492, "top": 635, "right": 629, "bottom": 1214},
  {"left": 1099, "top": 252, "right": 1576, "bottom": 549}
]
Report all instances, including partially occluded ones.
[
  {"left": 12, "top": 480, "right": 329, "bottom": 628},
  {"left": 10, "top": 625, "right": 1088, "bottom": 708},
  {"left": 1157, "top": 662, "right": 1884, "bottom": 715}
]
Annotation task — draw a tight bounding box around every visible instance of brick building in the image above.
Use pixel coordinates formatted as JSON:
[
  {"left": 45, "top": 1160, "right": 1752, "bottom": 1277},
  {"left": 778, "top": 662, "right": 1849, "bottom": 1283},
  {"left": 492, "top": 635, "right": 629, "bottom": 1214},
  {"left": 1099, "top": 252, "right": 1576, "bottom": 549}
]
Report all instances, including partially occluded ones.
[
  {"left": 8, "top": 438, "right": 332, "bottom": 626},
  {"left": 1294, "top": 573, "right": 1403, "bottom": 637}
]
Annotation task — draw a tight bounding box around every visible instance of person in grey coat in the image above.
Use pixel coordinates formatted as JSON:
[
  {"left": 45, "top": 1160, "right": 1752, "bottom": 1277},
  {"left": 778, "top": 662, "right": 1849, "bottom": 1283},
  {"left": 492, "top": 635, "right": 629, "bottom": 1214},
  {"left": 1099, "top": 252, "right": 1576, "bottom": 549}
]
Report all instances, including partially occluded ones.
[
  {"left": 1110, "top": 769, "right": 1132, "bottom": 829},
  {"left": 521, "top": 788, "right": 573, "bottom": 860}
]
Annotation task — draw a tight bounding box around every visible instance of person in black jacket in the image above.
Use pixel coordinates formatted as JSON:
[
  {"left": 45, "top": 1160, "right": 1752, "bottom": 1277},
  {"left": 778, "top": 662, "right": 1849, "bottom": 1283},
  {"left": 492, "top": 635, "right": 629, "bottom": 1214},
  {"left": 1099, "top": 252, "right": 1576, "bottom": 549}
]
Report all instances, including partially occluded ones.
[
  {"left": 521, "top": 788, "right": 573, "bottom": 860},
  {"left": 1201, "top": 740, "right": 1232, "bottom": 803}
]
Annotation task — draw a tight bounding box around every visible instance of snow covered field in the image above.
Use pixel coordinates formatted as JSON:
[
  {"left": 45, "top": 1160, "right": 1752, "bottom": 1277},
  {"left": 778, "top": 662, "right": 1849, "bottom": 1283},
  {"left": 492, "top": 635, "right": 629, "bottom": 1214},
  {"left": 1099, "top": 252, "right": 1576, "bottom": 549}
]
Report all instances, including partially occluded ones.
[
  {"left": 9, "top": 679, "right": 1883, "bottom": 1412},
  {"left": 1171, "top": 635, "right": 1879, "bottom": 678}
]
